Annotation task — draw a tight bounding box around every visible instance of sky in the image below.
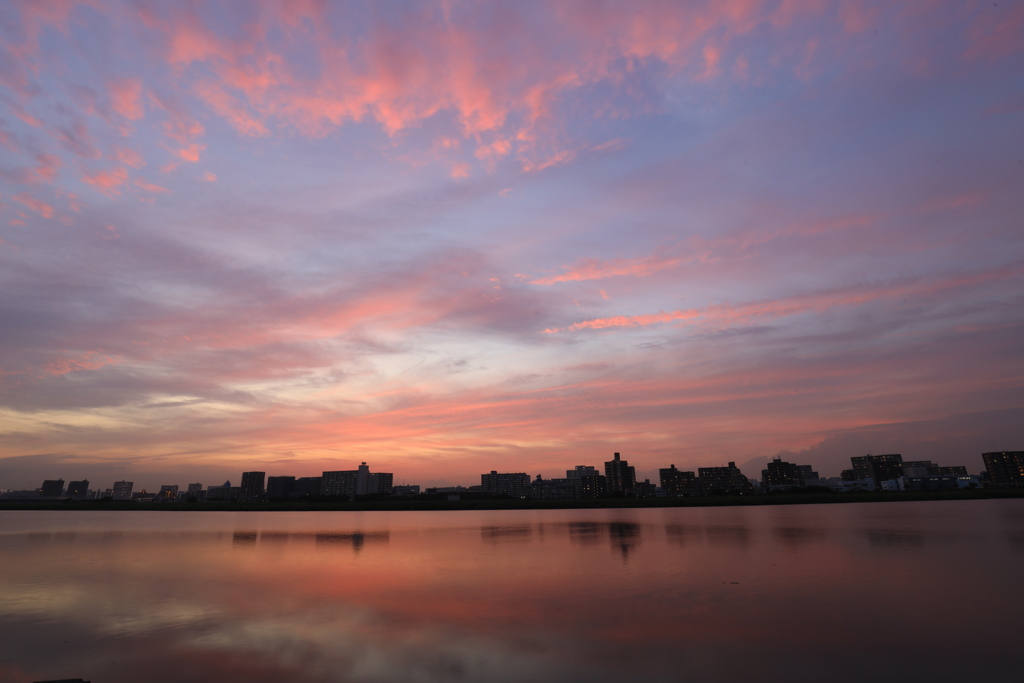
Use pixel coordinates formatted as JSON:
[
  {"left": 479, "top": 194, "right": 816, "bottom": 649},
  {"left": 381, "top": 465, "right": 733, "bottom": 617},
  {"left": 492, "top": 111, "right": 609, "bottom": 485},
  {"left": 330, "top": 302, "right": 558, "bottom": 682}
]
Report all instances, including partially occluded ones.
[{"left": 1, "top": 0, "right": 1022, "bottom": 491}]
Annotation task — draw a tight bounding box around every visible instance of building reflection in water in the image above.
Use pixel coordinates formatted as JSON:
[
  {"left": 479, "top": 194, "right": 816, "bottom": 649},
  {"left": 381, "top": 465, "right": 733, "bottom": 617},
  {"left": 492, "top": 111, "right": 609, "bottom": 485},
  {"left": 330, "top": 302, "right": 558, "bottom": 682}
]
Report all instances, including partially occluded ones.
[
  {"left": 231, "top": 530, "right": 391, "bottom": 552},
  {"left": 481, "top": 524, "right": 533, "bottom": 542},
  {"left": 0, "top": 502, "right": 1022, "bottom": 683}
]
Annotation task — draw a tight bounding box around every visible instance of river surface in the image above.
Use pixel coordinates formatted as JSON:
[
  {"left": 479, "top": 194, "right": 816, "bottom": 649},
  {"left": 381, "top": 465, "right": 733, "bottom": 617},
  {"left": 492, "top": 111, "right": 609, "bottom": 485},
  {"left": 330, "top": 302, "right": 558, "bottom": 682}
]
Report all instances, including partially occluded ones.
[{"left": 1, "top": 500, "right": 1022, "bottom": 683}]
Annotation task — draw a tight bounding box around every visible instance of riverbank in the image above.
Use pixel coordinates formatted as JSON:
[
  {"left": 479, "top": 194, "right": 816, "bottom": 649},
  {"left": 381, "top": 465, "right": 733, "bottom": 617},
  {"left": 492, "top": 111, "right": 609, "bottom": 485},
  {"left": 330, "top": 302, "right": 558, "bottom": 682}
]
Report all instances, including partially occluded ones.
[{"left": 2, "top": 487, "right": 1022, "bottom": 511}]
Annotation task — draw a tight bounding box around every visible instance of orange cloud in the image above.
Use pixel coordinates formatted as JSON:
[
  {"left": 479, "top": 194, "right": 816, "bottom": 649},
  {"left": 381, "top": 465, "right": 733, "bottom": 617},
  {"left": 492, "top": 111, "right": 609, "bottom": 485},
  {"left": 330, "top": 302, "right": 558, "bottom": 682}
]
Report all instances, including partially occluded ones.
[{"left": 81, "top": 167, "right": 128, "bottom": 196}]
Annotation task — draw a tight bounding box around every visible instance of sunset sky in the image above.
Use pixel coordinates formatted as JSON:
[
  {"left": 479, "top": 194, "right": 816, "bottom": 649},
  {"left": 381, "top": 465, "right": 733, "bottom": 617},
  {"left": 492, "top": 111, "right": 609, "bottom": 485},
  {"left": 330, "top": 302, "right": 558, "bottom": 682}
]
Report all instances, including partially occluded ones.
[{"left": 1, "top": 0, "right": 1022, "bottom": 490}]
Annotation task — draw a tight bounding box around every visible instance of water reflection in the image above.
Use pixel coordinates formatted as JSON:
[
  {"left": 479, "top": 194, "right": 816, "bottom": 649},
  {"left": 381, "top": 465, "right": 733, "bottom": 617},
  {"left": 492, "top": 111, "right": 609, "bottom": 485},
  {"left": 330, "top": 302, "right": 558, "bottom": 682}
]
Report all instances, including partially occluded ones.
[
  {"left": 232, "top": 530, "right": 258, "bottom": 545},
  {"left": 315, "top": 531, "right": 389, "bottom": 552},
  {"left": 663, "top": 523, "right": 749, "bottom": 548},
  {"left": 772, "top": 526, "right": 829, "bottom": 548},
  {"left": 0, "top": 501, "right": 1022, "bottom": 683},
  {"left": 866, "top": 529, "right": 926, "bottom": 550},
  {"left": 481, "top": 524, "right": 533, "bottom": 542}
]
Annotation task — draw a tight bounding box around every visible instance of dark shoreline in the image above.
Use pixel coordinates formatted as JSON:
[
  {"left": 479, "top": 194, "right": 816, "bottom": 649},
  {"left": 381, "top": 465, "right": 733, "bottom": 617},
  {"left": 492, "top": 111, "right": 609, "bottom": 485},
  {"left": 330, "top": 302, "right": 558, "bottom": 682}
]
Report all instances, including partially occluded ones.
[{"left": 2, "top": 488, "right": 1022, "bottom": 512}]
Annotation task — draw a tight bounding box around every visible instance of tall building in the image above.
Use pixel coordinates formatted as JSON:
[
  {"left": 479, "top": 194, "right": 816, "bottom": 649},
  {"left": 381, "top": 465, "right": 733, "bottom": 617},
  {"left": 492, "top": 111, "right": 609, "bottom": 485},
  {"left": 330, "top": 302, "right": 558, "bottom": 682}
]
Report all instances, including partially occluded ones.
[
  {"left": 157, "top": 484, "right": 179, "bottom": 501},
  {"left": 796, "top": 464, "right": 820, "bottom": 486},
  {"left": 850, "top": 454, "right": 904, "bottom": 485},
  {"left": 566, "top": 466, "right": 606, "bottom": 498},
  {"left": 112, "top": 481, "right": 134, "bottom": 500},
  {"left": 66, "top": 480, "right": 89, "bottom": 498},
  {"left": 368, "top": 472, "right": 393, "bottom": 495},
  {"left": 762, "top": 458, "right": 803, "bottom": 491},
  {"left": 567, "top": 465, "right": 599, "bottom": 478},
  {"left": 982, "top": 451, "right": 1024, "bottom": 487},
  {"left": 186, "top": 483, "right": 203, "bottom": 500},
  {"left": 266, "top": 476, "right": 295, "bottom": 499},
  {"left": 659, "top": 465, "right": 699, "bottom": 496},
  {"left": 240, "top": 471, "right": 266, "bottom": 501},
  {"left": 698, "top": 462, "right": 752, "bottom": 494},
  {"left": 293, "top": 476, "right": 322, "bottom": 497},
  {"left": 481, "top": 471, "right": 531, "bottom": 498},
  {"left": 39, "top": 479, "right": 64, "bottom": 497},
  {"left": 604, "top": 453, "right": 637, "bottom": 494}
]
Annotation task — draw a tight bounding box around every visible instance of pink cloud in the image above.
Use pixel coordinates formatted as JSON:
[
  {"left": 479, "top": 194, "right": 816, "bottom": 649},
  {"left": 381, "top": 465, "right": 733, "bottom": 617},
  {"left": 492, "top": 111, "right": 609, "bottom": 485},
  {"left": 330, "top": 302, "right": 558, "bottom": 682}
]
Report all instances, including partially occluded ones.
[
  {"left": 81, "top": 167, "right": 128, "bottom": 196},
  {"left": 530, "top": 251, "right": 682, "bottom": 285},
  {"left": 133, "top": 177, "right": 170, "bottom": 193},
  {"left": 12, "top": 192, "right": 55, "bottom": 218},
  {"left": 548, "top": 265, "right": 1024, "bottom": 333},
  {"left": 965, "top": 3, "right": 1024, "bottom": 61},
  {"left": 41, "top": 350, "right": 122, "bottom": 377},
  {"left": 202, "top": 171, "right": 217, "bottom": 182},
  {"left": 192, "top": 80, "right": 269, "bottom": 137},
  {"left": 119, "top": 0, "right": 846, "bottom": 174},
  {"left": 108, "top": 77, "right": 144, "bottom": 120},
  {"left": 110, "top": 144, "right": 145, "bottom": 168},
  {"left": 150, "top": 92, "right": 207, "bottom": 163},
  {"left": 54, "top": 120, "right": 101, "bottom": 159}
]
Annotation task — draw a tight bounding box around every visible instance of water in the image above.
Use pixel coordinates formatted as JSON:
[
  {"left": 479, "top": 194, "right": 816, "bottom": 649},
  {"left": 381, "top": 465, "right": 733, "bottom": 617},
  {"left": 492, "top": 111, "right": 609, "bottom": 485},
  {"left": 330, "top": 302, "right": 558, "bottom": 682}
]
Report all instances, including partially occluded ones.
[{"left": 1, "top": 500, "right": 1022, "bottom": 683}]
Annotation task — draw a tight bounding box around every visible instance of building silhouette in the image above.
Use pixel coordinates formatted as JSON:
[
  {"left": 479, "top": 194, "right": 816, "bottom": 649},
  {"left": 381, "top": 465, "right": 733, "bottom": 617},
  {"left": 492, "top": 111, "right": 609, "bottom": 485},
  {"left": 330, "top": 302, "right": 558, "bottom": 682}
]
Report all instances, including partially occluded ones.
[
  {"left": 293, "top": 476, "right": 322, "bottom": 497},
  {"left": 206, "top": 481, "right": 240, "bottom": 501},
  {"left": 566, "top": 466, "right": 607, "bottom": 498},
  {"left": 66, "top": 480, "right": 90, "bottom": 498},
  {"left": 481, "top": 471, "right": 531, "bottom": 498},
  {"left": 267, "top": 475, "right": 295, "bottom": 499},
  {"left": 368, "top": 472, "right": 394, "bottom": 495},
  {"left": 983, "top": 451, "right": 1024, "bottom": 487},
  {"left": 698, "top": 462, "right": 752, "bottom": 494},
  {"left": 240, "top": 471, "right": 266, "bottom": 501},
  {"left": 851, "top": 454, "right": 904, "bottom": 486},
  {"left": 157, "top": 484, "right": 179, "bottom": 500},
  {"left": 112, "top": 481, "right": 133, "bottom": 500},
  {"left": 321, "top": 463, "right": 392, "bottom": 498},
  {"left": 659, "top": 465, "right": 699, "bottom": 496},
  {"left": 39, "top": 479, "right": 64, "bottom": 497},
  {"left": 604, "top": 453, "right": 636, "bottom": 494},
  {"left": 531, "top": 474, "right": 576, "bottom": 499},
  {"left": 761, "top": 457, "right": 820, "bottom": 491}
]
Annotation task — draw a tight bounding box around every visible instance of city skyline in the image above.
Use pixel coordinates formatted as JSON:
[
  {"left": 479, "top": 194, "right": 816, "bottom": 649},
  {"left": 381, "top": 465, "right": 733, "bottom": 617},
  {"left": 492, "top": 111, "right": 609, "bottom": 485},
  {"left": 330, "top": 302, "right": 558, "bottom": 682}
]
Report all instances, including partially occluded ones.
[
  {"left": 1, "top": 1, "right": 1023, "bottom": 491},
  {"left": 6, "top": 449, "right": 1015, "bottom": 498}
]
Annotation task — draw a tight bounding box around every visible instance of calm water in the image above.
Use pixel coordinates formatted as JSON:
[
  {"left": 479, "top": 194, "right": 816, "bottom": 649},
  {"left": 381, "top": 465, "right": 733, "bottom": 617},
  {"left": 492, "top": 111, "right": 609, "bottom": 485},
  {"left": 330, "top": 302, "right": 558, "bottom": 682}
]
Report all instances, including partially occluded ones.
[{"left": 1, "top": 500, "right": 1022, "bottom": 683}]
